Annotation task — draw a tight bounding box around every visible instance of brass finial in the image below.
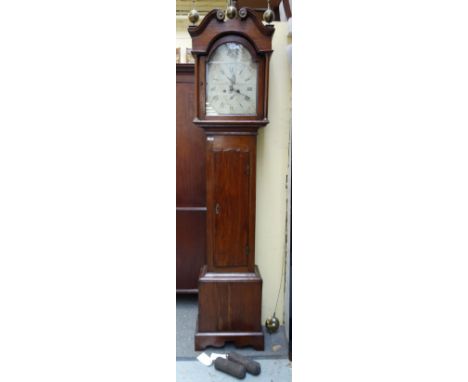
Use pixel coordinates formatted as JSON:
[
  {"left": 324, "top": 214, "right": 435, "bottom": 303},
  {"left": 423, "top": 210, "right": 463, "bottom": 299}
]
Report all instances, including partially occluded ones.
[
  {"left": 263, "top": 0, "right": 274, "bottom": 24},
  {"left": 188, "top": 0, "right": 200, "bottom": 24},
  {"left": 226, "top": 0, "right": 238, "bottom": 19}
]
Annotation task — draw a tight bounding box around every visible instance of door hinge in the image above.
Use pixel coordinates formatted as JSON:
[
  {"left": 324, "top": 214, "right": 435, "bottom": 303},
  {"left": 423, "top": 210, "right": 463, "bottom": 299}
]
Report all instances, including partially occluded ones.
[
  {"left": 245, "top": 163, "right": 250, "bottom": 176},
  {"left": 245, "top": 245, "right": 250, "bottom": 257}
]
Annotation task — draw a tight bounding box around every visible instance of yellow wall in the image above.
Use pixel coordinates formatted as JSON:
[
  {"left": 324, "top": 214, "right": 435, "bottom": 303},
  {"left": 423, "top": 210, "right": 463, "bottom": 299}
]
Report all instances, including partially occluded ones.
[
  {"left": 255, "top": 22, "right": 291, "bottom": 324},
  {"left": 176, "top": 17, "right": 292, "bottom": 324},
  {"left": 176, "top": 17, "right": 193, "bottom": 63}
]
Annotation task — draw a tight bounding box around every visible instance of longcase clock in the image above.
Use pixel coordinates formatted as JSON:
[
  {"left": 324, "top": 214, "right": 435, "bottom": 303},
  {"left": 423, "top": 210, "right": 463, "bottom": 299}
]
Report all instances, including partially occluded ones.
[{"left": 188, "top": 4, "right": 274, "bottom": 351}]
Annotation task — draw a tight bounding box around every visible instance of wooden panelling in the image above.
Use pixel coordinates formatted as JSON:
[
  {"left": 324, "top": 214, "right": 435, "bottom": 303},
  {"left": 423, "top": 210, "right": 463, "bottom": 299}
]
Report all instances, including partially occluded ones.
[
  {"left": 206, "top": 135, "right": 257, "bottom": 273},
  {"left": 213, "top": 150, "right": 250, "bottom": 268},
  {"left": 176, "top": 65, "right": 206, "bottom": 207},
  {"left": 176, "top": 210, "right": 206, "bottom": 291},
  {"left": 195, "top": 265, "right": 264, "bottom": 350},
  {"left": 198, "top": 277, "right": 262, "bottom": 332},
  {"left": 176, "top": 64, "right": 207, "bottom": 292}
]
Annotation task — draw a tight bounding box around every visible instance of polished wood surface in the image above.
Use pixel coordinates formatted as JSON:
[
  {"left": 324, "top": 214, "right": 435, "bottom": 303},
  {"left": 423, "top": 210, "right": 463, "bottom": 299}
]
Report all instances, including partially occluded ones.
[
  {"left": 176, "top": 64, "right": 206, "bottom": 293},
  {"left": 176, "top": 65, "right": 206, "bottom": 207},
  {"left": 176, "top": 210, "right": 206, "bottom": 291},
  {"left": 213, "top": 150, "right": 250, "bottom": 268},
  {"left": 195, "top": 329, "right": 264, "bottom": 351},
  {"left": 195, "top": 265, "right": 264, "bottom": 350},
  {"left": 189, "top": 9, "right": 274, "bottom": 53},
  {"left": 206, "top": 135, "right": 257, "bottom": 273},
  {"left": 198, "top": 268, "right": 262, "bottom": 332}
]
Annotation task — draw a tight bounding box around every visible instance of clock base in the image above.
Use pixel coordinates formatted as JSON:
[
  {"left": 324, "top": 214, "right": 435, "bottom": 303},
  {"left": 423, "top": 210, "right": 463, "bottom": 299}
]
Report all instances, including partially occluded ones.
[
  {"left": 195, "top": 322, "right": 265, "bottom": 351},
  {"left": 194, "top": 265, "right": 265, "bottom": 351}
]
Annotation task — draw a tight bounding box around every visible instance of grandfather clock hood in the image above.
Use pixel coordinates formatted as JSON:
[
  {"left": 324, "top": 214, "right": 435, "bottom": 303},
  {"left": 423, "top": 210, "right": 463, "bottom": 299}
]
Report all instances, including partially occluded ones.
[
  {"left": 188, "top": 8, "right": 275, "bottom": 131},
  {"left": 188, "top": 8, "right": 274, "bottom": 55}
]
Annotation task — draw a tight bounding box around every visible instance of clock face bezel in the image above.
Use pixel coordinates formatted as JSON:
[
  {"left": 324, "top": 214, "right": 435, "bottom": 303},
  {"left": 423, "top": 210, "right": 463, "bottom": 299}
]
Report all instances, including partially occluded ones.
[{"left": 198, "top": 35, "right": 267, "bottom": 122}]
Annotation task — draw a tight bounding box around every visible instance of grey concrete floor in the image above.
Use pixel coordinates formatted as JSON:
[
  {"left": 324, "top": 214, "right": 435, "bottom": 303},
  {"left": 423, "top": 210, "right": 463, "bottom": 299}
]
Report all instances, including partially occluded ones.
[
  {"left": 176, "top": 294, "right": 291, "bottom": 381},
  {"left": 176, "top": 294, "right": 289, "bottom": 359},
  {"left": 177, "top": 358, "right": 292, "bottom": 382}
]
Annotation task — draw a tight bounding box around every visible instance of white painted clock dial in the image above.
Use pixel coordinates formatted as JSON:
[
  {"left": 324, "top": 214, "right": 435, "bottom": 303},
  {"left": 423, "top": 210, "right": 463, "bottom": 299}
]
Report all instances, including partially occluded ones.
[{"left": 206, "top": 42, "right": 258, "bottom": 116}]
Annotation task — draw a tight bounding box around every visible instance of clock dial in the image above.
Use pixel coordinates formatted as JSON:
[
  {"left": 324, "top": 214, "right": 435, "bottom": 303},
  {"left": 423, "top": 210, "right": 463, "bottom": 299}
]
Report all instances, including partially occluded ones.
[{"left": 206, "top": 42, "right": 258, "bottom": 116}]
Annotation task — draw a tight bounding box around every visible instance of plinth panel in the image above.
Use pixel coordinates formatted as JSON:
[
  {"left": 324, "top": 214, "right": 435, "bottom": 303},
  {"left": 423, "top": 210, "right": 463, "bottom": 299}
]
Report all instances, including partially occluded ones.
[{"left": 195, "top": 265, "right": 264, "bottom": 350}]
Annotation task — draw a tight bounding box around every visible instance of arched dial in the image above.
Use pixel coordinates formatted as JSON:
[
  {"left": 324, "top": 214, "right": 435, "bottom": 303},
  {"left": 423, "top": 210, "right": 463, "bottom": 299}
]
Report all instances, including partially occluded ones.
[{"left": 206, "top": 42, "right": 258, "bottom": 116}]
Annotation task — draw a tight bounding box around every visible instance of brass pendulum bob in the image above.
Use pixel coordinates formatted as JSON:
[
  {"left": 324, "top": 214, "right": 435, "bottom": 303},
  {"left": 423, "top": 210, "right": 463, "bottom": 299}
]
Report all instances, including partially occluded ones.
[{"left": 265, "top": 313, "right": 280, "bottom": 334}]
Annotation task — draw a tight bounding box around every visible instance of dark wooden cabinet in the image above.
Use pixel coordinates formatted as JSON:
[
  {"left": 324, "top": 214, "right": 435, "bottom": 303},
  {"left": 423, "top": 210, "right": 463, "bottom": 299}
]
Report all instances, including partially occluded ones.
[{"left": 176, "top": 63, "right": 206, "bottom": 293}]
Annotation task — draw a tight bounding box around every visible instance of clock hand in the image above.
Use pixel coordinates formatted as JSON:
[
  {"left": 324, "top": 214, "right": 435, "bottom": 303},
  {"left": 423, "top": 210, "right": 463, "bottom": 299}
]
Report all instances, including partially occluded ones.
[
  {"left": 234, "top": 88, "right": 250, "bottom": 99},
  {"left": 222, "top": 72, "right": 236, "bottom": 85}
]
